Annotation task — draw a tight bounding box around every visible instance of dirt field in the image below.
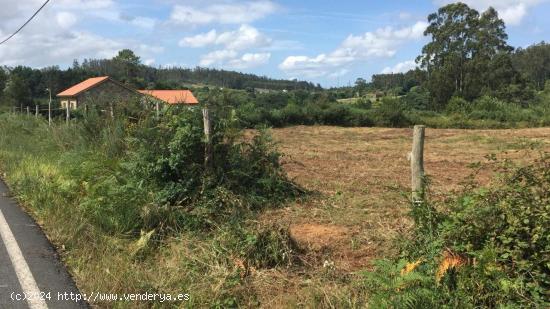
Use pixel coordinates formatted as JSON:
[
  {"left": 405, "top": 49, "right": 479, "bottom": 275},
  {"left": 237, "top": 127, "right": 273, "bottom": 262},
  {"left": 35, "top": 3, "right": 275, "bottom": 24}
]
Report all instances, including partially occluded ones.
[{"left": 252, "top": 126, "right": 550, "bottom": 306}]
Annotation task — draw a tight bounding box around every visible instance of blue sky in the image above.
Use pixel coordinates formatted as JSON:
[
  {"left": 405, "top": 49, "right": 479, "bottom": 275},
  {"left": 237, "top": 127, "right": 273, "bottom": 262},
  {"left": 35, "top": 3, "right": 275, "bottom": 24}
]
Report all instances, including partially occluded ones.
[{"left": 0, "top": 0, "right": 549, "bottom": 86}]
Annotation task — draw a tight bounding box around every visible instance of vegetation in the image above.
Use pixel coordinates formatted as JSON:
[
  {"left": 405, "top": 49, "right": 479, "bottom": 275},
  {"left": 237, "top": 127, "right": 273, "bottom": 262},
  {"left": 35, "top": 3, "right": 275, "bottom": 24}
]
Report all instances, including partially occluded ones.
[
  {"left": 363, "top": 155, "right": 550, "bottom": 308},
  {"left": 0, "top": 49, "right": 319, "bottom": 110},
  {"left": 2, "top": 3, "right": 550, "bottom": 130},
  {"left": 0, "top": 111, "right": 548, "bottom": 306},
  {"left": 0, "top": 2, "right": 549, "bottom": 308},
  {"left": 0, "top": 107, "right": 302, "bottom": 306}
]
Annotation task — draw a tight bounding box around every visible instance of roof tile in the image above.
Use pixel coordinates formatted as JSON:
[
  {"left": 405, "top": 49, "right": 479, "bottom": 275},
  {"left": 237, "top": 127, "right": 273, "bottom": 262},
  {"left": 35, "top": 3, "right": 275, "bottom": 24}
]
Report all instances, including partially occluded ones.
[
  {"left": 138, "top": 90, "right": 199, "bottom": 104},
  {"left": 57, "top": 76, "right": 110, "bottom": 97}
]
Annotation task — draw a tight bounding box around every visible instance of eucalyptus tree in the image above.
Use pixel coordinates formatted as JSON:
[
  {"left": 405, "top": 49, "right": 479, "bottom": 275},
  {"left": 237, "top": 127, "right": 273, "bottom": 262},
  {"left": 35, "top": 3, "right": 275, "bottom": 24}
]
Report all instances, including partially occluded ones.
[{"left": 417, "top": 3, "right": 512, "bottom": 107}]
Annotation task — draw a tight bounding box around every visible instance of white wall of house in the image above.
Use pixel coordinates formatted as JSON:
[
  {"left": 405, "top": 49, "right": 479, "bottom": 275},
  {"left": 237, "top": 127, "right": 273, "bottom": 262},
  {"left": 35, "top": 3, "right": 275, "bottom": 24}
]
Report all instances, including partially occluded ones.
[{"left": 60, "top": 99, "right": 77, "bottom": 109}]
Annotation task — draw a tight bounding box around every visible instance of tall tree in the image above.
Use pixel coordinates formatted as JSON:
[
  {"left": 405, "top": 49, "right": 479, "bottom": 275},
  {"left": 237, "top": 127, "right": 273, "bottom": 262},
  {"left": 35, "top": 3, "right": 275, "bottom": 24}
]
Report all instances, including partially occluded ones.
[
  {"left": 4, "top": 74, "right": 31, "bottom": 107},
  {"left": 354, "top": 78, "right": 368, "bottom": 96},
  {"left": 513, "top": 42, "right": 550, "bottom": 90},
  {"left": 112, "top": 49, "right": 142, "bottom": 86},
  {"left": 417, "top": 3, "right": 512, "bottom": 106}
]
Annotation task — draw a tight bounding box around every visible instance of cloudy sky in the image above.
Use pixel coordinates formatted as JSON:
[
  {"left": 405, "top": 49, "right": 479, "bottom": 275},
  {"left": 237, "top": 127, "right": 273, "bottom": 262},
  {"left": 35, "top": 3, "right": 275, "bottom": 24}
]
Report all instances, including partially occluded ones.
[{"left": 0, "top": 0, "right": 549, "bottom": 86}]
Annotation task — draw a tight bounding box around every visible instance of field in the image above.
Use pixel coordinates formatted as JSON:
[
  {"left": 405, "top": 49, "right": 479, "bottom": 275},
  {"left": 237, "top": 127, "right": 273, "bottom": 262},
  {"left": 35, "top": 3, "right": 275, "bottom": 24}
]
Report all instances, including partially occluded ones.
[
  {"left": 0, "top": 115, "right": 549, "bottom": 307},
  {"left": 253, "top": 126, "right": 550, "bottom": 306}
]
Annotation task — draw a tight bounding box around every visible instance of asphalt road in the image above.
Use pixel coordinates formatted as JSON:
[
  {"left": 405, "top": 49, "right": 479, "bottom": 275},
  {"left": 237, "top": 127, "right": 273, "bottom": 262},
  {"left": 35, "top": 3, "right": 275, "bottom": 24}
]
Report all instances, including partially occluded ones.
[{"left": 0, "top": 180, "right": 88, "bottom": 309}]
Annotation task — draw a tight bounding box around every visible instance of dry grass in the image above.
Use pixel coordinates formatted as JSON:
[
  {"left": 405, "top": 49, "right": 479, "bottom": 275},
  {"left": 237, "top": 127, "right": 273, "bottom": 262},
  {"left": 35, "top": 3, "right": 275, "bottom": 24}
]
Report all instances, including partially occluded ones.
[
  {"left": 249, "top": 126, "right": 550, "bottom": 307},
  {"left": 4, "top": 117, "right": 549, "bottom": 307}
]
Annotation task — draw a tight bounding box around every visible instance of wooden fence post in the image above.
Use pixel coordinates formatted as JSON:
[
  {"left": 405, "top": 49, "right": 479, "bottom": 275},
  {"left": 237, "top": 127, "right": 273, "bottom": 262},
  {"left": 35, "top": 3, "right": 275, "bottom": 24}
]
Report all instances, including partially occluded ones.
[
  {"left": 155, "top": 101, "right": 160, "bottom": 118},
  {"left": 35, "top": 105, "right": 39, "bottom": 117},
  {"left": 202, "top": 107, "right": 213, "bottom": 173},
  {"left": 26, "top": 106, "right": 30, "bottom": 116},
  {"left": 66, "top": 102, "right": 70, "bottom": 124},
  {"left": 411, "top": 125, "right": 425, "bottom": 203}
]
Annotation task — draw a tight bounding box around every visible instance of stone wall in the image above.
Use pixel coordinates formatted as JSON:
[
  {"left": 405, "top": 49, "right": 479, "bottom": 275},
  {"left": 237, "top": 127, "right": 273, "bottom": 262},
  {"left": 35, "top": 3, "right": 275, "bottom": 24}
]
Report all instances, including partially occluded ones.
[{"left": 77, "top": 80, "right": 141, "bottom": 110}]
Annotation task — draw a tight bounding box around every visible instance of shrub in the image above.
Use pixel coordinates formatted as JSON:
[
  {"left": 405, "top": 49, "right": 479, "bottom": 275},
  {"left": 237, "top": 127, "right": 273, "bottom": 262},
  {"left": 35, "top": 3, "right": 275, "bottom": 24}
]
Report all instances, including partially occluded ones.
[
  {"left": 371, "top": 98, "right": 411, "bottom": 127},
  {"left": 363, "top": 155, "right": 550, "bottom": 308},
  {"left": 445, "top": 96, "right": 471, "bottom": 114},
  {"left": 404, "top": 86, "right": 430, "bottom": 110},
  {"left": 125, "top": 107, "right": 301, "bottom": 232}
]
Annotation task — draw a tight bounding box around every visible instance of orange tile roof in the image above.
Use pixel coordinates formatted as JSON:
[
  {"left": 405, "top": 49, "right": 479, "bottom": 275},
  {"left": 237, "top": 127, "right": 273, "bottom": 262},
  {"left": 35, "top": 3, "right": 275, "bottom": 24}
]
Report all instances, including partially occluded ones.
[
  {"left": 57, "top": 76, "right": 110, "bottom": 97},
  {"left": 138, "top": 90, "right": 199, "bottom": 105}
]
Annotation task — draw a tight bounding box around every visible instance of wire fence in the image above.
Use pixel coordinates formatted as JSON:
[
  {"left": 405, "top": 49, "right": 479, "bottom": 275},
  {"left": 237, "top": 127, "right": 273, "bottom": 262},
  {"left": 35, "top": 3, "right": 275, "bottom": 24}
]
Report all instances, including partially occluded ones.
[{"left": 10, "top": 104, "right": 97, "bottom": 124}]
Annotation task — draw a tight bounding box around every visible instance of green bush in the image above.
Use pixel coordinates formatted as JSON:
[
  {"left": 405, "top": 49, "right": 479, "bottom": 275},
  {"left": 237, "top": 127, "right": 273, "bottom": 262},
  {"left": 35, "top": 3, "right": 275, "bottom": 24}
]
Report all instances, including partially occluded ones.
[
  {"left": 403, "top": 86, "right": 430, "bottom": 110},
  {"left": 445, "top": 96, "right": 471, "bottom": 114},
  {"left": 125, "top": 107, "right": 301, "bottom": 232},
  {"left": 371, "top": 98, "right": 411, "bottom": 127},
  {"left": 363, "top": 155, "right": 550, "bottom": 308}
]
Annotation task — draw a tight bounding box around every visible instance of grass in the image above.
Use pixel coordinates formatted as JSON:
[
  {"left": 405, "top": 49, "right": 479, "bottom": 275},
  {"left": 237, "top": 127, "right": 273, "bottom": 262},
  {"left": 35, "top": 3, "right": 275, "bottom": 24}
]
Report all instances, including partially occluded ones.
[{"left": 0, "top": 114, "right": 549, "bottom": 307}]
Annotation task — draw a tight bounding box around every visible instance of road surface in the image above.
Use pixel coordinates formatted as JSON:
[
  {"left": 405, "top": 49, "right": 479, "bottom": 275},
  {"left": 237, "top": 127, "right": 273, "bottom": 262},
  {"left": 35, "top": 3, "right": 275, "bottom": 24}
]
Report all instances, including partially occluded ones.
[{"left": 0, "top": 180, "right": 88, "bottom": 308}]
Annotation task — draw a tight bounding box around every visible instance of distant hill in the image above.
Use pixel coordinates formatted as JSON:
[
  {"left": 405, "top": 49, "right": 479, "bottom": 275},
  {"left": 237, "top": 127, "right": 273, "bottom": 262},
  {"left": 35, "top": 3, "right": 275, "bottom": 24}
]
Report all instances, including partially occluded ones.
[{"left": 78, "top": 55, "right": 321, "bottom": 92}]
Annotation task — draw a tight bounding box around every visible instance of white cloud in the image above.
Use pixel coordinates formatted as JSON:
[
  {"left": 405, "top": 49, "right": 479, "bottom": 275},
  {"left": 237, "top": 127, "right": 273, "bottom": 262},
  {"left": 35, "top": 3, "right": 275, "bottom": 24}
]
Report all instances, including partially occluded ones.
[
  {"left": 328, "top": 69, "right": 349, "bottom": 79},
  {"left": 170, "top": 1, "right": 277, "bottom": 26},
  {"left": 56, "top": 12, "right": 77, "bottom": 29},
  {"left": 199, "top": 50, "right": 239, "bottom": 66},
  {"left": 180, "top": 29, "right": 218, "bottom": 47},
  {"left": 279, "top": 21, "right": 428, "bottom": 78},
  {"left": 381, "top": 60, "right": 417, "bottom": 74},
  {"left": 0, "top": 0, "right": 162, "bottom": 67},
  {"left": 435, "top": 0, "right": 546, "bottom": 26},
  {"left": 199, "top": 50, "right": 271, "bottom": 69},
  {"left": 227, "top": 52, "right": 271, "bottom": 69},
  {"left": 179, "top": 24, "right": 271, "bottom": 50}
]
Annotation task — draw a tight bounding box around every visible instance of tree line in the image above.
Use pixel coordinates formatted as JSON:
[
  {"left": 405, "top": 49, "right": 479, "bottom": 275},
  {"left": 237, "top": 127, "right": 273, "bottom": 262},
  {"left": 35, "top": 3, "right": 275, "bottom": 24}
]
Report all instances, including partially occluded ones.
[
  {"left": 347, "top": 3, "right": 550, "bottom": 110},
  {"left": 0, "top": 49, "right": 320, "bottom": 108}
]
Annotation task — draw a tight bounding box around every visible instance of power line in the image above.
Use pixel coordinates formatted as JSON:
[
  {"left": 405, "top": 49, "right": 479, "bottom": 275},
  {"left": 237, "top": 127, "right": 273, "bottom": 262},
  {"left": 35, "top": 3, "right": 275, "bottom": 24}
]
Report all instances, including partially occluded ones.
[{"left": 0, "top": 0, "right": 51, "bottom": 45}]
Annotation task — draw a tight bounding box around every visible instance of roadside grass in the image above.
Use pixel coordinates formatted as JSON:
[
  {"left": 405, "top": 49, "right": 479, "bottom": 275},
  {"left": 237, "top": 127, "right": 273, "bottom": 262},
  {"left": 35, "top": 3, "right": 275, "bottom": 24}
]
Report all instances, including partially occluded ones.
[{"left": 0, "top": 114, "right": 549, "bottom": 307}]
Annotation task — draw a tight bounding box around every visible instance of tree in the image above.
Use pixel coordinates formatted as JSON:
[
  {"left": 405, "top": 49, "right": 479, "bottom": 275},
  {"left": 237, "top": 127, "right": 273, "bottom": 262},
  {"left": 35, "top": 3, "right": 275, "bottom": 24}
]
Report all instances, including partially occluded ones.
[
  {"left": 417, "top": 3, "right": 512, "bottom": 106},
  {"left": 5, "top": 74, "right": 31, "bottom": 106},
  {"left": 112, "top": 49, "right": 142, "bottom": 86},
  {"left": 0, "top": 68, "right": 7, "bottom": 102},
  {"left": 354, "top": 78, "right": 368, "bottom": 96},
  {"left": 513, "top": 42, "right": 550, "bottom": 90}
]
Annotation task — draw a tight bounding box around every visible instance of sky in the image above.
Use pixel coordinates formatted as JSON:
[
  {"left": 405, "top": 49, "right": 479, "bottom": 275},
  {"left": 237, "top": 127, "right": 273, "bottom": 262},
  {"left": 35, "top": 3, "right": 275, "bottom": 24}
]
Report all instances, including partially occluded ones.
[{"left": 0, "top": 0, "right": 549, "bottom": 87}]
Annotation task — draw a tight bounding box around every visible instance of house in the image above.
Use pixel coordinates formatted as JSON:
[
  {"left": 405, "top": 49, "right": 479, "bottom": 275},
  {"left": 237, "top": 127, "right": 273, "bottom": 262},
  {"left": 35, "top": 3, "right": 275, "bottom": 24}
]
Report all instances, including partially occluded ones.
[
  {"left": 57, "top": 76, "right": 140, "bottom": 110},
  {"left": 138, "top": 90, "right": 199, "bottom": 105},
  {"left": 58, "top": 77, "right": 200, "bottom": 111}
]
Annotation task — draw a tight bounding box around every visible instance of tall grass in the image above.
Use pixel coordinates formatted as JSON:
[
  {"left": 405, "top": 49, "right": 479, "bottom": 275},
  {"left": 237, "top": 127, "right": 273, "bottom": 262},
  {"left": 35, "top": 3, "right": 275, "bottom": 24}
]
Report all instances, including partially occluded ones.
[{"left": 0, "top": 111, "right": 303, "bottom": 307}]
